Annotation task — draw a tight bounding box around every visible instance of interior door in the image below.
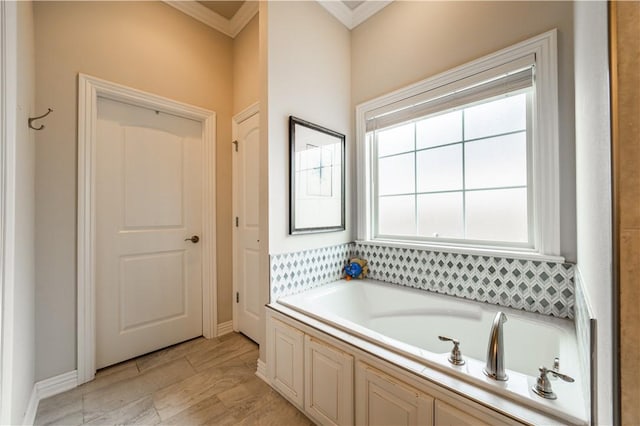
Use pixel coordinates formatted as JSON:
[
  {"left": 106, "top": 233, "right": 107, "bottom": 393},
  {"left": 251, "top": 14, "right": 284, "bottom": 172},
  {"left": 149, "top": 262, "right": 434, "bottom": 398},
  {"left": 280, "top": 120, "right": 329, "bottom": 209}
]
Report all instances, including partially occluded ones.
[
  {"left": 95, "top": 97, "right": 203, "bottom": 369},
  {"left": 233, "top": 111, "right": 261, "bottom": 343}
]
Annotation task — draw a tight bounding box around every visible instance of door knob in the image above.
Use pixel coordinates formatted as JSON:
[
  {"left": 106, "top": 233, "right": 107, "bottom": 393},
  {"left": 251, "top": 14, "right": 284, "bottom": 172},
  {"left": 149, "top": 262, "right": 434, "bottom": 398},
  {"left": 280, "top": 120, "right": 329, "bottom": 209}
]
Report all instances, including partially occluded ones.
[{"left": 184, "top": 235, "right": 200, "bottom": 243}]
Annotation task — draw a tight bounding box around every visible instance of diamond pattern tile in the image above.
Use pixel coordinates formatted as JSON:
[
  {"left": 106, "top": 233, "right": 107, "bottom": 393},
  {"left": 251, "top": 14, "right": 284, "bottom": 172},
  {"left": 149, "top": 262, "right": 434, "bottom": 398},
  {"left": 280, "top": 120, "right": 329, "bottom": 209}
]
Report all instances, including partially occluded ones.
[
  {"left": 352, "top": 242, "right": 575, "bottom": 318},
  {"left": 268, "top": 241, "right": 576, "bottom": 319},
  {"left": 269, "top": 243, "right": 354, "bottom": 300}
]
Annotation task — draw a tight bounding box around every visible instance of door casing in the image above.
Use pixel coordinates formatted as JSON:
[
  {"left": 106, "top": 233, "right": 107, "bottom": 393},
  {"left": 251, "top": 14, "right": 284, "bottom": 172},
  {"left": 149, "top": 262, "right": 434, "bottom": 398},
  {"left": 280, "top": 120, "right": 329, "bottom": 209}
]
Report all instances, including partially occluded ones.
[
  {"left": 0, "top": 1, "right": 17, "bottom": 421},
  {"left": 77, "top": 74, "right": 217, "bottom": 384}
]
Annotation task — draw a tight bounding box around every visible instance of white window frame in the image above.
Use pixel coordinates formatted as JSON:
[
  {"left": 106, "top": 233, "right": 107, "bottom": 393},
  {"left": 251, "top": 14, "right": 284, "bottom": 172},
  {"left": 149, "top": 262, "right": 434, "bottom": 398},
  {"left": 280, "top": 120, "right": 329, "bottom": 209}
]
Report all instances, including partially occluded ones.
[{"left": 355, "top": 29, "right": 561, "bottom": 261}]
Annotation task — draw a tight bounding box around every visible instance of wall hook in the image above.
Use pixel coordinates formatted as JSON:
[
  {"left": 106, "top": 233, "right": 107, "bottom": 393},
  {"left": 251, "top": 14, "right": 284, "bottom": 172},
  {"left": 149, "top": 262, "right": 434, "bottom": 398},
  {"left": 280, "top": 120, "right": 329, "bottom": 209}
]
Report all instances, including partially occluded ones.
[{"left": 28, "top": 108, "right": 53, "bottom": 131}]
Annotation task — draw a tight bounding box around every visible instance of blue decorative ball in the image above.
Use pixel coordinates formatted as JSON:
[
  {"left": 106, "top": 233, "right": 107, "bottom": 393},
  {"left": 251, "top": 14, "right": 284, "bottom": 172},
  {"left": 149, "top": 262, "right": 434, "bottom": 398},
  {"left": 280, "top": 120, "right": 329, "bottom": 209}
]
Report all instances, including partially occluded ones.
[{"left": 345, "top": 262, "right": 363, "bottom": 278}]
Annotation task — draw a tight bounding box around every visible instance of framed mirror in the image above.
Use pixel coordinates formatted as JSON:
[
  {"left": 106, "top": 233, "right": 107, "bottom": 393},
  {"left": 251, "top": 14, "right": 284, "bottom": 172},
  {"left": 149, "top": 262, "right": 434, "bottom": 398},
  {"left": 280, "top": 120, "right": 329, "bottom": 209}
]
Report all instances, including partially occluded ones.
[{"left": 289, "top": 116, "right": 345, "bottom": 234}]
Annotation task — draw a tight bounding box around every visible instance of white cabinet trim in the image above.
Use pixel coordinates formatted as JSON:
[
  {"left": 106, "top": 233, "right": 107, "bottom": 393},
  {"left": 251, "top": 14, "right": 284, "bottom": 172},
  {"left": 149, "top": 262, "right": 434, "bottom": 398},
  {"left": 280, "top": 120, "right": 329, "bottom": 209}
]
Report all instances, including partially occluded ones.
[
  {"left": 356, "top": 361, "right": 434, "bottom": 426},
  {"left": 267, "top": 316, "right": 305, "bottom": 408},
  {"left": 304, "top": 335, "right": 354, "bottom": 425}
]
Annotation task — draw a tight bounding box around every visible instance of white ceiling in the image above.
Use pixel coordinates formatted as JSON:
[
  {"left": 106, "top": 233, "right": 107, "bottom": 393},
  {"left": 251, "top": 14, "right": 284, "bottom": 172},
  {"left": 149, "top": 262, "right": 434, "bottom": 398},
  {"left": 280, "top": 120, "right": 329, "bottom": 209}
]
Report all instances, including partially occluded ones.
[{"left": 164, "top": 0, "right": 393, "bottom": 38}]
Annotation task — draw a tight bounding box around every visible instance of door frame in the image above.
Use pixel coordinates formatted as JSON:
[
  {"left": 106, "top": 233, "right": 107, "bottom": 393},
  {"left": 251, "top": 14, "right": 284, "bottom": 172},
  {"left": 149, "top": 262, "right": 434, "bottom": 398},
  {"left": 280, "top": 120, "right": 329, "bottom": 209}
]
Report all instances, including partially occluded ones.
[
  {"left": 231, "top": 102, "right": 259, "bottom": 333},
  {"left": 0, "top": 0, "right": 17, "bottom": 421},
  {"left": 77, "top": 74, "right": 217, "bottom": 384}
]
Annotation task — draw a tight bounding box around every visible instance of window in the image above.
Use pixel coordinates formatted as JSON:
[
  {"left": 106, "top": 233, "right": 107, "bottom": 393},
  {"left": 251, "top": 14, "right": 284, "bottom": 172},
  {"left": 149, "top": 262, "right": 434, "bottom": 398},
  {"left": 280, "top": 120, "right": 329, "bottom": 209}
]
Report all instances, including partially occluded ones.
[
  {"left": 356, "top": 31, "right": 560, "bottom": 257},
  {"left": 374, "top": 89, "right": 532, "bottom": 246}
]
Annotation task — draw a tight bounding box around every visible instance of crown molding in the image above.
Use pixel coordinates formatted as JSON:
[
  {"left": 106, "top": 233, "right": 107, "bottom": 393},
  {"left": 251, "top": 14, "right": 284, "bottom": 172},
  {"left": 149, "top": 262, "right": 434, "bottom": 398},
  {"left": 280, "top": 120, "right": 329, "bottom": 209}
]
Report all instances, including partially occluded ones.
[
  {"left": 166, "top": 0, "right": 388, "bottom": 35},
  {"left": 317, "top": 1, "right": 352, "bottom": 28},
  {"left": 164, "top": 1, "right": 231, "bottom": 36},
  {"left": 163, "top": 1, "right": 257, "bottom": 38},
  {"left": 230, "top": 1, "right": 259, "bottom": 37},
  {"left": 316, "top": 0, "right": 393, "bottom": 30},
  {"left": 351, "top": 1, "right": 392, "bottom": 28}
]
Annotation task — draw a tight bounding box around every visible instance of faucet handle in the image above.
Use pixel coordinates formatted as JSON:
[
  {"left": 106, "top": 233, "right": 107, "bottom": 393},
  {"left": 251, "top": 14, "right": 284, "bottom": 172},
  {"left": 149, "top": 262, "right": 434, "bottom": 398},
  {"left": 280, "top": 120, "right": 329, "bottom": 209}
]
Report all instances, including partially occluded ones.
[
  {"left": 438, "top": 335, "right": 465, "bottom": 366},
  {"left": 550, "top": 368, "right": 575, "bottom": 383},
  {"left": 438, "top": 335, "right": 459, "bottom": 344},
  {"left": 532, "top": 366, "right": 575, "bottom": 400}
]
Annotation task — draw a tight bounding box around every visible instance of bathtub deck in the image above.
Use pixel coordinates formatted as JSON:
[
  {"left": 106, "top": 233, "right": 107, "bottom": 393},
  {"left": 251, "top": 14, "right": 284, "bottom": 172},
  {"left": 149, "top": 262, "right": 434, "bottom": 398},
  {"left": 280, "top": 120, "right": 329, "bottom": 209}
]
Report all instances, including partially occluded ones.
[{"left": 272, "top": 279, "right": 587, "bottom": 426}]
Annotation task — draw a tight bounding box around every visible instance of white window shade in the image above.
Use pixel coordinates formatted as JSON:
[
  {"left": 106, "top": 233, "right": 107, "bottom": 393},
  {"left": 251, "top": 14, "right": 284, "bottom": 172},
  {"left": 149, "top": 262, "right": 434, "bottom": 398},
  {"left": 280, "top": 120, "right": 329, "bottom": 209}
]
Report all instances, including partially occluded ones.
[{"left": 365, "top": 54, "right": 535, "bottom": 132}]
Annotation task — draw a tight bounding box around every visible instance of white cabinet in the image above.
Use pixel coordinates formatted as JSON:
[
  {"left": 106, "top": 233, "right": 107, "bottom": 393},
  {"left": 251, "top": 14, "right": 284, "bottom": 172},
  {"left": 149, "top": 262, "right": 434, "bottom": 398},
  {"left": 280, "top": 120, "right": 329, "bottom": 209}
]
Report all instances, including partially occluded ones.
[
  {"left": 434, "top": 400, "right": 514, "bottom": 426},
  {"left": 356, "top": 362, "right": 434, "bottom": 426},
  {"left": 304, "top": 336, "right": 354, "bottom": 425},
  {"left": 266, "top": 309, "right": 528, "bottom": 426},
  {"left": 268, "top": 317, "right": 304, "bottom": 408},
  {"left": 435, "top": 400, "right": 490, "bottom": 426}
]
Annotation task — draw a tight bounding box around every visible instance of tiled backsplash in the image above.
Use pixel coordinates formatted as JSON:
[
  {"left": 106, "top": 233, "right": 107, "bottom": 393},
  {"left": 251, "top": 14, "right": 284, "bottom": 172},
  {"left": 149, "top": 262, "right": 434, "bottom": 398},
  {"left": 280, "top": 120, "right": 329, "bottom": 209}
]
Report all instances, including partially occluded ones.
[
  {"left": 270, "top": 242, "right": 354, "bottom": 300},
  {"left": 270, "top": 241, "right": 575, "bottom": 319},
  {"left": 353, "top": 242, "right": 575, "bottom": 318}
]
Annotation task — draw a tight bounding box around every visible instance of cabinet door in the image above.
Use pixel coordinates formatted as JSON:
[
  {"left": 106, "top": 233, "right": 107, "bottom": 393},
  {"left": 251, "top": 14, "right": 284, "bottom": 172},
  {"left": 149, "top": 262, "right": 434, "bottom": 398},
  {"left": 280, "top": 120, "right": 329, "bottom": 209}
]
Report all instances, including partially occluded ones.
[
  {"left": 435, "top": 400, "right": 491, "bottom": 426},
  {"left": 304, "top": 336, "right": 354, "bottom": 425},
  {"left": 356, "top": 362, "right": 434, "bottom": 426},
  {"left": 268, "top": 317, "right": 304, "bottom": 408}
]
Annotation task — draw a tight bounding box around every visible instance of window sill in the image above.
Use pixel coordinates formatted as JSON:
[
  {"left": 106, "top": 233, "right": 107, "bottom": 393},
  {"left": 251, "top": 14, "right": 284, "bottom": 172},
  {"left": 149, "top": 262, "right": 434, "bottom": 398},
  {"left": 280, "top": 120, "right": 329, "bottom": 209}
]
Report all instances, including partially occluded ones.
[{"left": 355, "top": 239, "right": 567, "bottom": 264}]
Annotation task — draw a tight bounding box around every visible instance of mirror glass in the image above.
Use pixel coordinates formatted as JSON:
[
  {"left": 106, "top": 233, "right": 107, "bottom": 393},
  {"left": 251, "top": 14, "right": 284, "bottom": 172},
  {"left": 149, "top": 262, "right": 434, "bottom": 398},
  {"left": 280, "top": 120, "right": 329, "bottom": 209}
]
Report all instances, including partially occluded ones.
[{"left": 289, "top": 116, "right": 345, "bottom": 234}]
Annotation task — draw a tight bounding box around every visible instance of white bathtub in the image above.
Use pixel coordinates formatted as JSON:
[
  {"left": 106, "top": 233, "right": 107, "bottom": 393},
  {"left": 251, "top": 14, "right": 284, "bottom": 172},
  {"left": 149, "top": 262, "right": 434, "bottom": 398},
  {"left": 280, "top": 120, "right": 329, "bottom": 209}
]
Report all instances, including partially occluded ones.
[{"left": 277, "top": 278, "right": 587, "bottom": 424}]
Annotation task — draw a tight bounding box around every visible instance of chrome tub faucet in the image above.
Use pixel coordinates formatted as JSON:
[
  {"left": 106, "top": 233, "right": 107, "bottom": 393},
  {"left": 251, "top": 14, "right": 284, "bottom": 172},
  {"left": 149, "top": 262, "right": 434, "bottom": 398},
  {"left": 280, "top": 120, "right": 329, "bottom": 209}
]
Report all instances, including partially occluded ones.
[{"left": 483, "top": 311, "right": 508, "bottom": 381}]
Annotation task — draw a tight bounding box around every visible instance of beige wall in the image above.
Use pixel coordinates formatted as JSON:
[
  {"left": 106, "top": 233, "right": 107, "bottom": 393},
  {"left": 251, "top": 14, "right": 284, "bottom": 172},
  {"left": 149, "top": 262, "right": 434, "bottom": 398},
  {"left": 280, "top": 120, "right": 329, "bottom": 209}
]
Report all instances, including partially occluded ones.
[
  {"left": 34, "top": 1, "right": 234, "bottom": 380},
  {"left": 351, "top": 1, "right": 577, "bottom": 261},
  {"left": 233, "top": 15, "right": 259, "bottom": 115}
]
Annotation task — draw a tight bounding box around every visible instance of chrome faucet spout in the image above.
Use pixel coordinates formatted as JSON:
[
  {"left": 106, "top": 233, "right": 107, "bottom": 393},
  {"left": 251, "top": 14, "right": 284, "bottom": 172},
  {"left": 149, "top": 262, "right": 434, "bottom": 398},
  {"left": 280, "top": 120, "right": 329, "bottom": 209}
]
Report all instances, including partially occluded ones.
[{"left": 483, "top": 311, "right": 508, "bottom": 381}]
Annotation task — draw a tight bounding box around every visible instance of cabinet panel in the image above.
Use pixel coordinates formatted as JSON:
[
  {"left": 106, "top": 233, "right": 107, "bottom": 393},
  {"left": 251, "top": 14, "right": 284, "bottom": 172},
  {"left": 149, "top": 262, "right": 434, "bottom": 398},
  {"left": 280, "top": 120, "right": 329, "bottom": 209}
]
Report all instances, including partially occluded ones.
[
  {"left": 267, "top": 311, "right": 541, "bottom": 426},
  {"left": 435, "top": 400, "right": 491, "bottom": 426},
  {"left": 305, "top": 336, "right": 354, "bottom": 425},
  {"left": 269, "top": 317, "right": 304, "bottom": 408},
  {"left": 356, "top": 362, "right": 434, "bottom": 426}
]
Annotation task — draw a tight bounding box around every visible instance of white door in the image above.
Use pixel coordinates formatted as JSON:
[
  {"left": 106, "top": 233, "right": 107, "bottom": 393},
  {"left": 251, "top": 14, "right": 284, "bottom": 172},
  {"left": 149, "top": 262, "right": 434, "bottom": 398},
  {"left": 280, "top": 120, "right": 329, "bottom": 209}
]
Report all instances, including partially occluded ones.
[
  {"left": 96, "top": 97, "right": 203, "bottom": 369},
  {"left": 233, "top": 111, "right": 261, "bottom": 342}
]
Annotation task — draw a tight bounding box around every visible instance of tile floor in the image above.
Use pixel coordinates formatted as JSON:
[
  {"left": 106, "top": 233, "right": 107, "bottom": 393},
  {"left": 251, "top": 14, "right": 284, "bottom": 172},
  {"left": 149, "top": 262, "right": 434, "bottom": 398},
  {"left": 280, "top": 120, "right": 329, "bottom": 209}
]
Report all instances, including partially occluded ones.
[{"left": 34, "top": 333, "right": 313, "bottom": 425}]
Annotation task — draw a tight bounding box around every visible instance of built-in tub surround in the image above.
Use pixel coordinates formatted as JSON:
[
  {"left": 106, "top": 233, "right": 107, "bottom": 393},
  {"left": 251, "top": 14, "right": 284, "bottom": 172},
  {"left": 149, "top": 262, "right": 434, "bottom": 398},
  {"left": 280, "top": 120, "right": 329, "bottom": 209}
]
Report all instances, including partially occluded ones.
[
  {"left": 269, "top": 243, "right": 586, "bottom": 422},
  {"left": 276, "top": 279, "right": 587, "bottom": 425}
]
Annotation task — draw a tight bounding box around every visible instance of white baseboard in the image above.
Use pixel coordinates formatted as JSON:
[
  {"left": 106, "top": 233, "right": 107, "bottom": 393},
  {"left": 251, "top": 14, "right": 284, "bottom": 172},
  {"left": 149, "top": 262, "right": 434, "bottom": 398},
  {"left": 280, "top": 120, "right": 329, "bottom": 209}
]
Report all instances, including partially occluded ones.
[
  {"left": 217, "top": 320, "right": 233, "bottom": 336},
  {"left": 22, "top": 370, "right": 78, "bottom": 425},
  {"left": 37, "top": 370, "right": 78, "bottom": 401},
  {"left": 255, "top": 358, "right": 268, "bottom": 383}
]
